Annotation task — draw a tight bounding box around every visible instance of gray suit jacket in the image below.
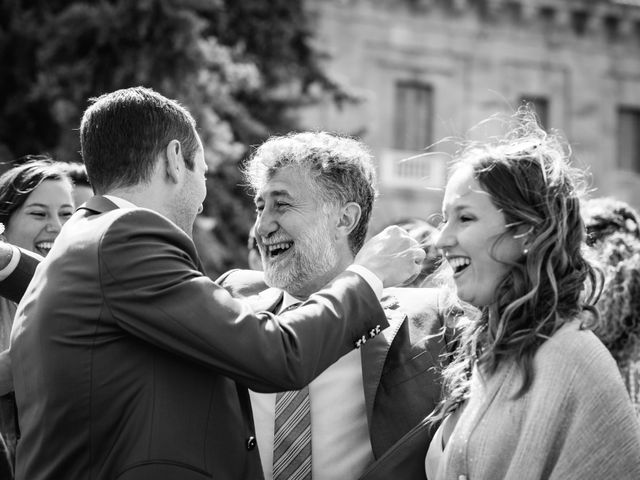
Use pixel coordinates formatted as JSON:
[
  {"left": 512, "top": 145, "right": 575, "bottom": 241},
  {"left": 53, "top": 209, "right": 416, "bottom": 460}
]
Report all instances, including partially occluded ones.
[{"left": 217, "top": 269, "right": 453, "bottom": 480}]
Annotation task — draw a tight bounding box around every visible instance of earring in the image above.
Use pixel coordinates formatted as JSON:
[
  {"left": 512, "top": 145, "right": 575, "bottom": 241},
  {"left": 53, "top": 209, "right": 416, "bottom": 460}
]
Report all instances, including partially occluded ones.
[{"left": 523, "top": 248, "right": 529, "bottom": 256}]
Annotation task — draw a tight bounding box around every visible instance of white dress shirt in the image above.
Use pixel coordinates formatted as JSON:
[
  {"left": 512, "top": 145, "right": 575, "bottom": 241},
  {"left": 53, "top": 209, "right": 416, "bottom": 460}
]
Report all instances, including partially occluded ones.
[{"left": 250, "top": 291, "right": 375, "bottom": 480}]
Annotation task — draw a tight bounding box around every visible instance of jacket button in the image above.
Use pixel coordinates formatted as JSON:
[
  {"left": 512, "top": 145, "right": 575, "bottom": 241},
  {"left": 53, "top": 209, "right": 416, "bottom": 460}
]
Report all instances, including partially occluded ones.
[{"left": 246, "top": 436, "right": 257, "bottom": 450}]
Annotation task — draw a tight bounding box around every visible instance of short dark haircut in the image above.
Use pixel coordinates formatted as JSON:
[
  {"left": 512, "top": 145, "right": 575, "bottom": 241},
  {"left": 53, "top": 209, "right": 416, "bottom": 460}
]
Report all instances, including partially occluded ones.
[
  {"left": 0, "top": 156, "right": 72, "bottom": 226},
  {"left": 80, "top": 87, "right": 199, "bottom": 194},
  {"left": 244, "top": 132, "right": 377, "bottom": 254}
]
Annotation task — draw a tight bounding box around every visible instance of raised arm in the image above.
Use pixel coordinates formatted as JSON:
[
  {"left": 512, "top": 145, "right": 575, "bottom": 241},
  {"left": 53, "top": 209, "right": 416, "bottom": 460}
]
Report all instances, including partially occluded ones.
[{"left": 0, "top": 244, "right": 41, "bottom": 304}]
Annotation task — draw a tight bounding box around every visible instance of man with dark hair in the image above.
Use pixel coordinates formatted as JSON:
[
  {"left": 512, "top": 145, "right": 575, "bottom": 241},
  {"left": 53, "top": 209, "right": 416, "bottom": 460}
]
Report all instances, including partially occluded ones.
[
  {"left": 219, "top": 132, "right": 451, "bottom": 479},
  {"left": 79, "top": 87, "right": 200, "bottom": 197},
  {"left": 3, "top": 87, "right": 425, "bottom": 480}
]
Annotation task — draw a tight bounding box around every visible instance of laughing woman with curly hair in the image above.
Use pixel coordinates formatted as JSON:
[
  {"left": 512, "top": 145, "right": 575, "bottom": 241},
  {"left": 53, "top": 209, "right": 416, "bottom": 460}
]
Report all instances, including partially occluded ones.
[{"left": 425, "top": 109, "right": 640, "bottom": 480}]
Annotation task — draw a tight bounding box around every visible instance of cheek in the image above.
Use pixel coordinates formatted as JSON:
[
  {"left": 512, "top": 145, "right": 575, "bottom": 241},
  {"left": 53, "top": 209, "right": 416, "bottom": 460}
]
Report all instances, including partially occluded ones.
[{"left": 5, "top": 217, "right": 40, "bottom": 247}]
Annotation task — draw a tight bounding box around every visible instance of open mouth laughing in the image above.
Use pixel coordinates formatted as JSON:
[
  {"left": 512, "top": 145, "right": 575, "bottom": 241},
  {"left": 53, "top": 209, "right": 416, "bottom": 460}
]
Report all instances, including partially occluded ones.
[
  {"left": 264, "top": 241, "right": 293, "bottom": 259},
  {"left": 448, "top": 256, "right": 470, "bottom": 276},
  {"left": 35, "top": 241, "right": 54, "bottom": 256}
]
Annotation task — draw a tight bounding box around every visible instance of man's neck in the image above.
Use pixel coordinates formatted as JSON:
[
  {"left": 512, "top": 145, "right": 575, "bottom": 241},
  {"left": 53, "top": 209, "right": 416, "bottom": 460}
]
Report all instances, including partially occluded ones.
[
  {"left": 105, "top": 187, "right": 157, "bottom": 212},
  {"left": 104, "top": 186, "right": 193, "bottom": 237}
]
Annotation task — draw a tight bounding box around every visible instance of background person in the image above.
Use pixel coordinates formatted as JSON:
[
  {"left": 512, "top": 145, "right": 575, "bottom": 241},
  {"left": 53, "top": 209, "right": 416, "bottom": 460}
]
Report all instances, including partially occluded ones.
[
  {"left": 582, "top": 196, "right": 640, "bottom": 246},
  {"left": 219, "top": 131, "right": 451, "bottom": 479},
  {"left": 427, "top": 109, "right": 640, "bottom": 479},
  {"left": 8, "top": 87, "right": 424, "bottom": 480},
  {"left": 583, "top": 197, "right": 640, "bottom": 415},
  {"left": 0, "top": 157, "right": 74, "bottom": 476}
]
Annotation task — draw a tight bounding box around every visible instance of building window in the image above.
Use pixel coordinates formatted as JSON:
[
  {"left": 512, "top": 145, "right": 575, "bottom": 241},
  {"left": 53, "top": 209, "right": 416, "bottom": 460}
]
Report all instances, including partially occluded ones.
[
  {"left": 618, "top": 107, "right": 640, "bottom": 173},
  {"left": 393, "top": 81, "right": 433, "bottom": 151},
  {"left": 571, "top": 10, "right": 589, "bottom": 36},
  {"left": 520, "top": 95, "right": 549, "bottom": 128},
  {"left": 381, "top": 81, "right": 444, "bottom": 187}
]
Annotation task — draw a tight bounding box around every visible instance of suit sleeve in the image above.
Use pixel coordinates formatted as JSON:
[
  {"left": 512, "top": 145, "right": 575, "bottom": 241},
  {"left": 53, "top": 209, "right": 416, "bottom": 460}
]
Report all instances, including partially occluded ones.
[
  {"left": 99, "top": 210, "right": 388, "bottom": 392},
  {"left": 0, "top": 248, "right": 40, "bottom": 304}
]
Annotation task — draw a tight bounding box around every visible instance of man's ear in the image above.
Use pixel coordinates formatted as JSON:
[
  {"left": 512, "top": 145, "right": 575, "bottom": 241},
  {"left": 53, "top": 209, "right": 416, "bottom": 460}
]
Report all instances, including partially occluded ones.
[
  {"left": 164, "top": 140, "right": 183, "bottom": 184},
  {"left": 336, "top": 202, "right": 362, "bottom": 238}
]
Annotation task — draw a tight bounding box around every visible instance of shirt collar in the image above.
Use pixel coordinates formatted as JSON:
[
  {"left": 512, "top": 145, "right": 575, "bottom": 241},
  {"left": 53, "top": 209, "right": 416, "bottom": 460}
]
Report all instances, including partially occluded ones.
[
  {"left": 280, "top": 291, "right": 303, "bottom": 313},
  {"left": 103, "top": 194, "right": 137, "bottom": 209}
]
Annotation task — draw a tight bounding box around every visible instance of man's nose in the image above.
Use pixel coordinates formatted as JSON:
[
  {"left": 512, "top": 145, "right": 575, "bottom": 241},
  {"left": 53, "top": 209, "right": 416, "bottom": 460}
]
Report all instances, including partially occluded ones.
[{"left": 255, "top": 209, "right": 277, "bottom": 238}]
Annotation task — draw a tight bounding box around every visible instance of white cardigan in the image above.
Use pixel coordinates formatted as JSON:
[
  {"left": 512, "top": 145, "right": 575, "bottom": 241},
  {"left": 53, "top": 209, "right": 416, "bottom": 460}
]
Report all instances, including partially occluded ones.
[{"left": 435, "top": 320, "right": 640, "bottom": 480}]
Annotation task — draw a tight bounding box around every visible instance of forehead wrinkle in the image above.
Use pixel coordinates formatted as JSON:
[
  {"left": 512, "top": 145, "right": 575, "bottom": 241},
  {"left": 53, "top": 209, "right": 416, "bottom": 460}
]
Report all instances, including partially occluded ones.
[{"left": 255, "top": 188, "right": 294, "bottom": 202}]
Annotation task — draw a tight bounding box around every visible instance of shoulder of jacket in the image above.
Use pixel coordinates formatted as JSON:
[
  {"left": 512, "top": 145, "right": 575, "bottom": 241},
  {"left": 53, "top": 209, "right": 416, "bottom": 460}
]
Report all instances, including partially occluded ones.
[{"left": 217, "top": 269, "right": 267, "bottom": 297}]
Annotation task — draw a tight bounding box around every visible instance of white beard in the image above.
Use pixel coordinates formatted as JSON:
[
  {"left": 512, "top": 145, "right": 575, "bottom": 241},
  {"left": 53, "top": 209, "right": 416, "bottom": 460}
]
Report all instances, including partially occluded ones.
[{"left": 263, "top": 217, "right": 340, "bottom": 296}]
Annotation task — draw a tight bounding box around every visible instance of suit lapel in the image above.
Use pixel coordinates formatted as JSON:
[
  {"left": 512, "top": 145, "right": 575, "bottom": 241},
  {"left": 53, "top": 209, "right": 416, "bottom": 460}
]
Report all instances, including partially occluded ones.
[
  {"left": 358, "top": 414, "right": 432, "bottom": 480},
  {"left": 361, "top": 294, "right": 406, "bottom": 427}
]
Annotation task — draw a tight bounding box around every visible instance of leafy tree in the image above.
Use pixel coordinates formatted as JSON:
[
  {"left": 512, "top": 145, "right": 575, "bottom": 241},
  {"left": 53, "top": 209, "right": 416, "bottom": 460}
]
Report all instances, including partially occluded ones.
[{"left": 0, "top": 0, "right": 352, "bottom": 276}]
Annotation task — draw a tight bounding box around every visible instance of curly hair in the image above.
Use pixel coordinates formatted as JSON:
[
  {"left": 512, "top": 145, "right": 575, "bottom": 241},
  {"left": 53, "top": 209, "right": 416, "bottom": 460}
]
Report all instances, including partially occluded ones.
[
  {"left": 582, "top": 197, "right": 640, "bottom": 246},
  {"left": 590, "top": 232, "right": 640, "bottom": 363},
  {"left": 243, "top": 131, "right": 377, "bottom": 255},
  {"left": 432, "top": 107, "right": 602, "bottom": 421}
]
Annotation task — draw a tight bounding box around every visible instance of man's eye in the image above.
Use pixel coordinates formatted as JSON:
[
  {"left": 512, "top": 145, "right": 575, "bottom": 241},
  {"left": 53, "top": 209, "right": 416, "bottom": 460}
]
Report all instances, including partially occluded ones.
[
  {"left": 460, "top": 215, "right": 473, "bottom": 223},
  {"left": 275, "top": 202, "right": 290, "bottom": 208}
]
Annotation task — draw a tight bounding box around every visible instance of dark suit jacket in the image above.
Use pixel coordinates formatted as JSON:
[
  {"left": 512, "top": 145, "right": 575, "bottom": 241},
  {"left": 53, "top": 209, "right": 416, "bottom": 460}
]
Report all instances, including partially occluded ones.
[
  {"left": 8, "top": 196, "right": 387, "bottom": 480},
  {"left": 218, "top": 270, "right": 452, "bottom": 480},
  {"left": 0, "top": 248, "right": 40, "bottom": 305}
]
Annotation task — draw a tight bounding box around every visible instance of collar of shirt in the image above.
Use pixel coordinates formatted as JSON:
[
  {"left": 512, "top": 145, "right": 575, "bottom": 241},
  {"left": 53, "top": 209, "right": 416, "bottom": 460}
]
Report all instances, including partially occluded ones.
[
  {"left": 279, "top": 291, "right": 303, "bottom": 313},
  {"left": 102, "top": 194, "right": 137, "bottom": 209}
]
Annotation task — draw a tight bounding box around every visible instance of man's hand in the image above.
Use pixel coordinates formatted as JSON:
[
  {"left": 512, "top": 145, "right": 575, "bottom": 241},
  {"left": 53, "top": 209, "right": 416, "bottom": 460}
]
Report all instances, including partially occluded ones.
[{"left": 354, "top": 226, "right": 426, "bottom": 288}]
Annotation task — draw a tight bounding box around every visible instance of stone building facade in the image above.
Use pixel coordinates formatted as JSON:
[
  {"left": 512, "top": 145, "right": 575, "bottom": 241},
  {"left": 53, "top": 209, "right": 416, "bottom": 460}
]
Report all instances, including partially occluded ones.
[{"left": 299, "top": 0, "right": 640, "bottom": 232}]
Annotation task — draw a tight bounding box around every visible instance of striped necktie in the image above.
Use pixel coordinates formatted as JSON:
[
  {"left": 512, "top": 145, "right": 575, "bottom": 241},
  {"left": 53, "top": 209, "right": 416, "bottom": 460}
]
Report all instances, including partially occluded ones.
[
  {"left": 273, "top": 387, "right": 312, "bottom": 480},
  {"left": 273, "top": 300, "right": 311, "bottom": 480}
]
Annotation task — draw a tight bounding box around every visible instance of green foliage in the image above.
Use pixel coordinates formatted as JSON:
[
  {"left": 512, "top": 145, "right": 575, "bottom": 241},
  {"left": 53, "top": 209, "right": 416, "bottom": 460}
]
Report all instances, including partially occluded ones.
[{"left": 0, "top": 0, "right": 351, "bottom": 276}]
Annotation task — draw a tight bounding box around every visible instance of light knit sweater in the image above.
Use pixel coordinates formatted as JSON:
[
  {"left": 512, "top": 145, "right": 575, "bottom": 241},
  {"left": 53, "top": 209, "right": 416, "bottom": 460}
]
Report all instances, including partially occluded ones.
[{"left": 436, "top": 320, "right": 640, "bottom": 480}]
